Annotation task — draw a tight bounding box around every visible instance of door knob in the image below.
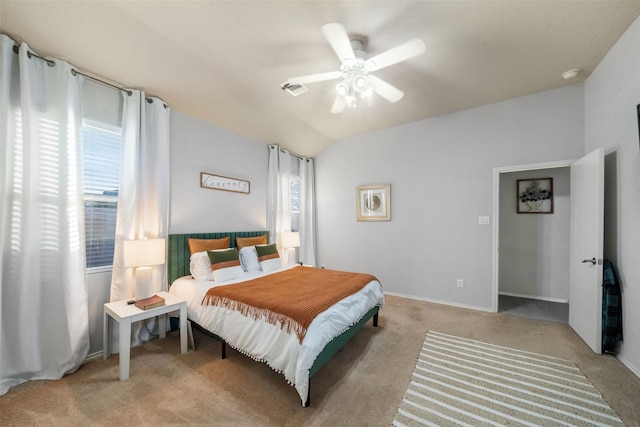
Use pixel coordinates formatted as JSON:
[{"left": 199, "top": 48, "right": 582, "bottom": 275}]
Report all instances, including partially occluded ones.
[{"left": 581, "top": 258, "right": 597, "bottom": 265}]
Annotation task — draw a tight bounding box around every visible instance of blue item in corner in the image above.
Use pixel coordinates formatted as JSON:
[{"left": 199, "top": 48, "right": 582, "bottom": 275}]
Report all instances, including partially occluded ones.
[{"left": 602, "top": 259, "right": 623, "bottom": 353}]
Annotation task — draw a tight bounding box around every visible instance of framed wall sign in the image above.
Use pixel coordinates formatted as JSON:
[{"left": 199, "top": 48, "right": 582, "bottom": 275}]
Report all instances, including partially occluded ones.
[
  {"left": 200, "top": 172, "right": 250, "bottom": 194},
  {"left": 517, "top": 178, "right": 553, "bottom": 214},
  {"left": 356, "top": 184, "right": 391, "bottom": 221}
]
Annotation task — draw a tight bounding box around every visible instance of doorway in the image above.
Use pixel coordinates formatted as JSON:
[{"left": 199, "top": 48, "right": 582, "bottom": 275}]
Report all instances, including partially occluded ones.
[{"left": 492, "top": 160, "right": 573, "bottom": 323}]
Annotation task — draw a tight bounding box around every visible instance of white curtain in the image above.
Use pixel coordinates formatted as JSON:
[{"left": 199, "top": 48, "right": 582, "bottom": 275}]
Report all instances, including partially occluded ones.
[
  {"left": 267, "top": 144, "right": 316, "bottom": 266},
  {"left": 267, "top": 145, "right": 292, "bottom": 257},
  {"left": 298, "top": 157, "right": 317, "bottom": 266},
  {"left": 110, "top": 90, "right": 170, "bottom": 347},
  {"left": 0, "top": 35, "right": 89, "bottom": 395}
]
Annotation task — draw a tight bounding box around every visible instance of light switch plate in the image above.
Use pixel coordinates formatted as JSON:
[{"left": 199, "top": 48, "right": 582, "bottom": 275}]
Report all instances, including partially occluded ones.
[{"left": 478, "top": 216, "right": 490, "bottom": 225}]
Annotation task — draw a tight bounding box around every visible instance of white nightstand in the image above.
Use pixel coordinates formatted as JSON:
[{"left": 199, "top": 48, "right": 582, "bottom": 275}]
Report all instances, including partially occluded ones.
[{"left": 103, "top": 291, "right": 187, "bottom": 380}]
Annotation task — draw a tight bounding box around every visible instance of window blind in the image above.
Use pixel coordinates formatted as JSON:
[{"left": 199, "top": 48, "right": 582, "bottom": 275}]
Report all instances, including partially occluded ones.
[
  {"left": 83, "top": 120, "right": 122, "bottom": 268},
  {"left": 290, "top": 175, "right": 300, "bottom": 232}
]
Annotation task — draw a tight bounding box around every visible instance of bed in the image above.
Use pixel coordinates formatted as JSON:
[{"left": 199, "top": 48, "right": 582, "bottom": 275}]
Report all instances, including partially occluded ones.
[{"left": 167, "top": 231, "right": 384, "bottom": 406}]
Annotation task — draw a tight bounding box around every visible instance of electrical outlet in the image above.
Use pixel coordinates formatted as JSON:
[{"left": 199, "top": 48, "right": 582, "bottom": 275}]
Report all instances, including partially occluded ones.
[{"left": 457, "top": 279, "right": 464, "bottom": 288}]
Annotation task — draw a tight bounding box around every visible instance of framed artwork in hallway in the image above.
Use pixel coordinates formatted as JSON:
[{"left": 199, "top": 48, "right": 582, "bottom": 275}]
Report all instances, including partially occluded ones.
[{"left": 517, "top": 178, "right": 553, "bottom": 214}]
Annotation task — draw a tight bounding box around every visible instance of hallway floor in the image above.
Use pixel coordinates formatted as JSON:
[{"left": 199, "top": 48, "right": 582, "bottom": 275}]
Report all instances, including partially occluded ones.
[{"left": 499, "top": 295, "right": 569, "bottom": 324}]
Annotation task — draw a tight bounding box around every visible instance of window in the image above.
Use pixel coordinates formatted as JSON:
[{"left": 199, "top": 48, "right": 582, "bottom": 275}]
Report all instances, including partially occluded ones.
[
  {"left": 290, "top": 174, "right": 300, "bottom": 232},
  {"left": 82, "top": 120, "right": 122, "bottom": 268}
]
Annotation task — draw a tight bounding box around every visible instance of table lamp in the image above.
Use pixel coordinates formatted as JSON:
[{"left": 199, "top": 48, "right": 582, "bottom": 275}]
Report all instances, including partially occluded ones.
[
  {"left": 281, "top": 232, "right": 300, "bottom": 265},
  {"left": 123, "top": 238, "right": 166, "bottom": 300}
]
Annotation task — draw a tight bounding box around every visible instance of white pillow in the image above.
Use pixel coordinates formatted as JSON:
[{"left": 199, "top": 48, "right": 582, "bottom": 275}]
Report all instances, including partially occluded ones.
[
  {"left": 239, "top": 246, "right": 262, "bottom": 273},
  {"left": 260, "top": 257, "right": 283, "bottom": 272},
  {"left": 213, "top": 265, "right": 244, "bottom": 282},
  {"left": 189, "top": 251, "right": 213, "bottom": 281}
]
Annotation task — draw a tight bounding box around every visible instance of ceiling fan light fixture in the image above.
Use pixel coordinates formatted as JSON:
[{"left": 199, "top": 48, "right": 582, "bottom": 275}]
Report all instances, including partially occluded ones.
[
  {"left": 353, "top": 75, "right": 368, "bottom": 91},
  {"left": 340, "top": 60, "right": 354, "bottom": 74},
  {"left": 285, "top": 22, "right": 426, "bottom": 113},
  {"left": 336, "top": 81, "right": 349, "bottom": 96},
  {"left": 345, "top": 94, "right": 357, "bottom": 108}
]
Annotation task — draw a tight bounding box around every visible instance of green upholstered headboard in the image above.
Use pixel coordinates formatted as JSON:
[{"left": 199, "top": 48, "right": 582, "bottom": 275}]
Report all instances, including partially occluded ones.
[{"left": 167, "top": 231, "right": 268, "bottom": 285}]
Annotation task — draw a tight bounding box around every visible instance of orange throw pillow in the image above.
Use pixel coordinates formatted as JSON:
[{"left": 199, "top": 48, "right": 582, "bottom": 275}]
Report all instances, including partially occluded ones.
[
  {"left": 188, "top": 236, "right": 230, "bottom": 254},
  {"left": 236, "top": 235, "right": 267, "bottom": 250}
]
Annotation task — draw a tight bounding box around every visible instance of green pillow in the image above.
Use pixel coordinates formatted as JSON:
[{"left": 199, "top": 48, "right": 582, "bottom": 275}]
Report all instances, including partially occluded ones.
[
  {"left": 207, "top": 248, "right": 244, "bottom": 281},
  {"left": 255, "top": 243, "right": 282, "bottom": 272}
]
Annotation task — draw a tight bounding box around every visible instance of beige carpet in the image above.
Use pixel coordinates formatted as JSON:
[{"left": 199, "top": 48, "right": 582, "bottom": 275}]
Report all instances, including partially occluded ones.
[
  {"left": 1, "top": 295, "right": 639, "bottom": 426},
  {"left": 394, "top": 331, "right": 623, "bottom": 426}
]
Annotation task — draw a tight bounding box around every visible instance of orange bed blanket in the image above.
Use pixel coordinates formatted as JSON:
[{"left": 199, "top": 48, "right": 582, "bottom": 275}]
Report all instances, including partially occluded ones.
[{"left": 202, "top": 266, "right": 377, "bottom": 343}]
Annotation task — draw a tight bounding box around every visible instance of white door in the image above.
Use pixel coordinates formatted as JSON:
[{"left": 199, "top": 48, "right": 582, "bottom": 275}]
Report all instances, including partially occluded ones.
[{"left": 569, "top": 148, "right": 605, "bottom": 353}]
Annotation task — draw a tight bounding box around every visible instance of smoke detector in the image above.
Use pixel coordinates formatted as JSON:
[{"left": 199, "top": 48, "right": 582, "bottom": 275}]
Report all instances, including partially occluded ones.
[{"left": 562, "top": 68, "right": 581, "bottom": 80}]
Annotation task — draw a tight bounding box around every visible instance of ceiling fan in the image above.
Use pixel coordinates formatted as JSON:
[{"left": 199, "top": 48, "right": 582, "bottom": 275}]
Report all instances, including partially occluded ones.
[{"left": 285, "top": 22, "right": 426, "bottom": 113}]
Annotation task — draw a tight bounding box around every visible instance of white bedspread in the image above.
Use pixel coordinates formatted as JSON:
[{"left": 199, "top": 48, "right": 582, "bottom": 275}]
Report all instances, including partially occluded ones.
[{"left": 169, "top": 265, "right": 384, "bottom": 404}]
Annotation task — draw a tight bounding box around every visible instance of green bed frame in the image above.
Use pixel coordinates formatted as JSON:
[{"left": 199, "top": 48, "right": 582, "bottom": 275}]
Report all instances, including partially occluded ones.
[
  {"left": 167, "top": 231, "right": 380, "bottom": 407},
  {"left": 306, "top": 306, "right": 378, "bottom": 406}
]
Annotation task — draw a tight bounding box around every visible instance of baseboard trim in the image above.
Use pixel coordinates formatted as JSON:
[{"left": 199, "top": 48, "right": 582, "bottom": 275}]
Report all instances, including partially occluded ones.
[
  {"left": 616, "top": 353, "right": 640, "bottom": 380},
  {"left": 86, "top": 351, "right": 103, "bottom": 361},
  {"left": 499, "top": 291, "right": 569, "bottom": 304},
  {"left": 384, "top": 291, "right": 493, "bottom": 313}
]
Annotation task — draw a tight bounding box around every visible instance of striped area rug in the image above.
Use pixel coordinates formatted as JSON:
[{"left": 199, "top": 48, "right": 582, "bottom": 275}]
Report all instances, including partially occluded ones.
[{"left": 393, "top": 331, "right": 623, "bottom": 427}]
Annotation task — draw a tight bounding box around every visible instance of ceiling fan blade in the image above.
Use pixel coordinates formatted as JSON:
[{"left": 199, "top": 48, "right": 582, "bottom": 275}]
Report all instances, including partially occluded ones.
[
  {"left": 321, "top": 22, "right": 356, "bottom": 62},
  {"left": 366, "top": 38, "right": 426, "bottom": 71},
  {"left": 368, "top": 75, "right": 404, "bottom": 103},
  {"left": 287, "top": 71, "right": 343, "bottom": 85},
  {"left": 330, "top": 96, "right": 346, "bottom": 114}
]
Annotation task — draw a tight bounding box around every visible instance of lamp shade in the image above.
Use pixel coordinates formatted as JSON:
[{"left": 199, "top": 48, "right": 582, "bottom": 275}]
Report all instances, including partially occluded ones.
[
  {"left": 281, "top": 232, "right": 300, "bottom": 249},
  {"left": 123, "top": 238, "right": 166, "bottom": 268}
]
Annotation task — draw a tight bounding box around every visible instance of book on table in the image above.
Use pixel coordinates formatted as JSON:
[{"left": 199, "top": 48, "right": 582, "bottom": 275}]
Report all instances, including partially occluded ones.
[{"left": 135, "top": 294, "right": 165, "bottom": 310}]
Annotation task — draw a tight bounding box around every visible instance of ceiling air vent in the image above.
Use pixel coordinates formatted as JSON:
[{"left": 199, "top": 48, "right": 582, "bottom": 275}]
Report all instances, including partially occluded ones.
[{"left": 281, "top": 81, "right": 308, "bottom": 96}]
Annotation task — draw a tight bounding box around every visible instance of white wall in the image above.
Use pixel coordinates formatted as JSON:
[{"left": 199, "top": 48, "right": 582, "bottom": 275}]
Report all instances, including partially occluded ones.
[
  {"left": 499, "top": 168, "right": 570, "bottom": 301},
  {"left": 584, "top": 16, "right": 640, "bottom": 375},
  {"left": 86, "top": 270, "right": 112, "bottom": 355},
  {"left": 315, "top": 84, "right": 584, "bottom": 311},
  {"left": 169, "top": 111, "right": 268, "bottom": 234},
  {"left": 87, "top": 109, "right": 269, "bottom": 354}
]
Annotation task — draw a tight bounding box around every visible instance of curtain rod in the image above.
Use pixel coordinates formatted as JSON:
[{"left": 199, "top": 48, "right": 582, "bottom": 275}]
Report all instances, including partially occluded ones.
[
  {"left": 285, "top": 150, "right": 305, "bottom": 161},
  {"left": 13, "top": 44, "right": 168, "bottom": 108},
  {"left": 13, "top": 44, "right": 55, "bottom": 67},
  {"left": 71, "top": 68, "right": 133, "bottom": 96},
  {"left": 271, "top": 145, "right": 310, "bottom": 161},
  {"left": 72, "top": 69, "right": 168, "bottom": 108},
  {"left": 289, "top": 151, "right": 313, "bottom": 162}
]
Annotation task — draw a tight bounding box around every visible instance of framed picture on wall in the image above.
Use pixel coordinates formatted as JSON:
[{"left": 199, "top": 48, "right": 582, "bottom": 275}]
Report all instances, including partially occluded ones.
[
  {"left": 200, "top": 172, "right": 250, "bottom": 194},
  {"left": 356, "top": 184, "right": 391, "bottom": 221},
  {"left": 517, "top": 178, "right": 553, "bottom": 214}
]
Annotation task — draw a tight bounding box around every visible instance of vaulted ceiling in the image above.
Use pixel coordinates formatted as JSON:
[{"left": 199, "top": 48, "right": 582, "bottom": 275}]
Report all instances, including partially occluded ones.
[{"left": 2, "top": 1, "right": 639, "bottom": 157}]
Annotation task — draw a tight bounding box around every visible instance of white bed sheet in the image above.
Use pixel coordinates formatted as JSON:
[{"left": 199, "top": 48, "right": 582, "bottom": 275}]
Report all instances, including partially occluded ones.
[{"left": 169, "top": 265, "right": 385, "bottom": 404}]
